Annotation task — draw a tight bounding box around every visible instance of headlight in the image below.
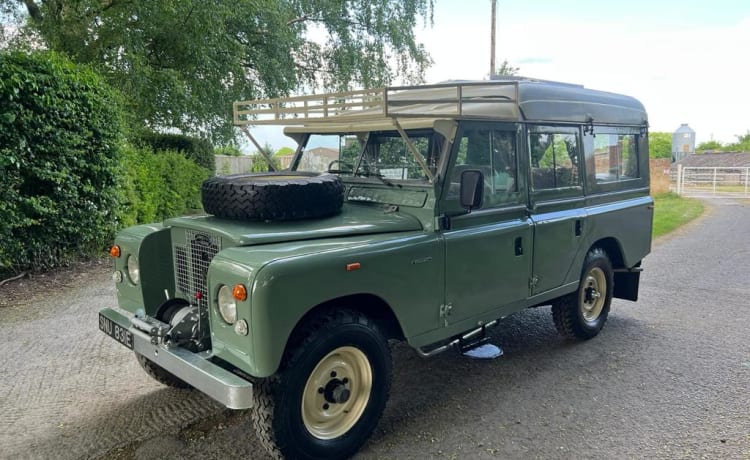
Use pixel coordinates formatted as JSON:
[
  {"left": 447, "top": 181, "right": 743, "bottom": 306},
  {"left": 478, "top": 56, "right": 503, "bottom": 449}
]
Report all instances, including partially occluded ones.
[
  {"left": 217, "top": 284, "right": 237, "bottom": 324},
  {"left": 127, "top": 255, "right": 140, "bottom": 284}
]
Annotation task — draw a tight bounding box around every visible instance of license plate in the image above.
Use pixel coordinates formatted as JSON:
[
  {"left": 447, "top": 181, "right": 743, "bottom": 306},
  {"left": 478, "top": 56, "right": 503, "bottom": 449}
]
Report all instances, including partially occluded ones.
[{"left": 99, "top": 313, "right": 134, "bottom": 349}]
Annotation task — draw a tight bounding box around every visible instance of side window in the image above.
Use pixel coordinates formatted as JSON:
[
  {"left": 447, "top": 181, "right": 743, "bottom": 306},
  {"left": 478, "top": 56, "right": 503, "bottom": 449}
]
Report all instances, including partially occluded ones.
[
  {"left": 528, "top": 129, "right": 580, "bottom": 190},
  {"left": 592, "top": 133, "right": 640, "bottom": 183},
  {"left": 447, "top": 126, "right": 518, "bottom": 208}
]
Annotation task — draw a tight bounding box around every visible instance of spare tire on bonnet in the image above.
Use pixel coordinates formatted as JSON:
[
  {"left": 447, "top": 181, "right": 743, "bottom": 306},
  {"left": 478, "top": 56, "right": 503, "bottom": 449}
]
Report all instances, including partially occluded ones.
[{"left": 201, "top": 172, "right": 345, "bottom": 221}]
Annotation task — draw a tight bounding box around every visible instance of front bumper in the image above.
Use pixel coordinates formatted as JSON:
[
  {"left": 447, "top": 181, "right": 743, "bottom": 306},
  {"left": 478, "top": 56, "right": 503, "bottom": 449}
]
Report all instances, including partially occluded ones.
[{"left": 99, "top": 307, "right": 254, "bottom": 409}]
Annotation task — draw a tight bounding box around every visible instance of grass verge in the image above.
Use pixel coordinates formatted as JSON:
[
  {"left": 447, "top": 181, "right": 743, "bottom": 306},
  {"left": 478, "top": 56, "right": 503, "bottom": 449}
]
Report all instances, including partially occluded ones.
[{"left": 652, "top": 193, "right": 705, "bottom": 239}]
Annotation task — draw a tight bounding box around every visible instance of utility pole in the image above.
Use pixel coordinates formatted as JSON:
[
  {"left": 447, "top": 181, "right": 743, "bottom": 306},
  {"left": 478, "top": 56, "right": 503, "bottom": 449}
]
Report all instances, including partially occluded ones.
[{"left": 490, "top": 0, "right": 497, "bottom": 78}]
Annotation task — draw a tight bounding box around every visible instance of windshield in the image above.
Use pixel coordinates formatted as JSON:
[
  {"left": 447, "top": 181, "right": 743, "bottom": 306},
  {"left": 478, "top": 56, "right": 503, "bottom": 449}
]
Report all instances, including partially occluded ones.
[{"left": 294, "top": 130, "right": 444, "bottom": 183}]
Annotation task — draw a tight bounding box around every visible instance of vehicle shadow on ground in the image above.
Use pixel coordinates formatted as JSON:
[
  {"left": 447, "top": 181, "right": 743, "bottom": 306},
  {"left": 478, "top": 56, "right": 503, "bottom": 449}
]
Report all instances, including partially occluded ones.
[
  {"left": 31, "top": 306, "right": 649, "bottom": 460},
  {"left": 360, "top": 306, "right": 651, "bottom": 458}
]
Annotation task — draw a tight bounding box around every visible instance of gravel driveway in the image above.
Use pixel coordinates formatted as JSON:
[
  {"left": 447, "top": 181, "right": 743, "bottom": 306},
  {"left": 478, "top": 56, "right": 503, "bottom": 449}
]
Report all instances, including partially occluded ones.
[{"left": 1, "top": 198, "right": 749, "bottom": 460}]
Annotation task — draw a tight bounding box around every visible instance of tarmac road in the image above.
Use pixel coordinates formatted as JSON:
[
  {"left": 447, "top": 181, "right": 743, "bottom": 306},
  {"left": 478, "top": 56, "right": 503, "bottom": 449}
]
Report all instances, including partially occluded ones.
[{"left": 1, "top": 198, "right": 749, "bottom": 460}]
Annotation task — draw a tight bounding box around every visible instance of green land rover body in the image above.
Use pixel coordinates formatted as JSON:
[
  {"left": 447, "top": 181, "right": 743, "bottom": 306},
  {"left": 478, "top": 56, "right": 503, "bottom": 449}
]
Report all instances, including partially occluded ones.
[{"left": 99, "top": 79, "right": 653, "bottom": 459}]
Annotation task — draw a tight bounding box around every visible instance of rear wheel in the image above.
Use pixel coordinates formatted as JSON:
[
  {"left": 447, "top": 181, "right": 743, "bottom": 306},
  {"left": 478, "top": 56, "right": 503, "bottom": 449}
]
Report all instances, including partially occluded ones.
[
  {"left": 251, "top": 310, "right": 392, "bottom": 460},
  {"left": 552, "top": 247, "right": 614, "bottom": 340}
]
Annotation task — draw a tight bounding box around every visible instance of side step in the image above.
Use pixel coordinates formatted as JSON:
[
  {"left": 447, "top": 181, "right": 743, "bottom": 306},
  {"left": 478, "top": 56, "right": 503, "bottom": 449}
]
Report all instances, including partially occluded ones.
[
  {"left": 459, "top": 335, "right": 504, "bottom": 360},
  {"left": 416, "top": 320, "right": 504, "bottom": 360}
]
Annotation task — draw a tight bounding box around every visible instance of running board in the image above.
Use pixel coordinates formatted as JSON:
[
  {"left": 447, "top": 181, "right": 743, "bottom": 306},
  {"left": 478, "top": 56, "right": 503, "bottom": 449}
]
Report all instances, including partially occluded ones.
[{"left": 416, "top": 319, "right": 502, "bottom": 358}]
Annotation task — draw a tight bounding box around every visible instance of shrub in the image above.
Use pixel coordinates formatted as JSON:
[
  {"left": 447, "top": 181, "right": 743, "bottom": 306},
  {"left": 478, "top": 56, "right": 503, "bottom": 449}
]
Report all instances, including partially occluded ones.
[
  {"left": 215, "top": 145, "right": 243, "bottom": 156},
  {"left": 137, "top": 131, "right": 215, "bottom": 172},
  {"left": 117, "top": 145, "right": 210, "bottom": 227},
  {"left": 0, "top": 51, "right": 122, "bottom": 276},
  {"left": 248, "top": 154, "right": 280, "bottom": 173}
]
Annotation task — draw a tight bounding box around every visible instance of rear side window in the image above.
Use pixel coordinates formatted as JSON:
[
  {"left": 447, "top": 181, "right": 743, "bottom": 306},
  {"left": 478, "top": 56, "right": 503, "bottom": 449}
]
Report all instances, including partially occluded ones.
[
  {"left": 592, "top": 134, "right": 639, "bottom": 183},
  {"left": 528, "top": 129, "right": 581, "bottom": 190}
]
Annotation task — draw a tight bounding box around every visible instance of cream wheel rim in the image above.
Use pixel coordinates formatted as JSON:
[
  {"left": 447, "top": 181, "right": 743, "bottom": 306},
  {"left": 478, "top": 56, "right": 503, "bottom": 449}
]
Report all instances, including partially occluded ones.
[
  {"left": 301, "top": 346, "right": 372, "bottom": 440},
  {"left": 580, "top": 267, "right": 606, "bottom": 322}
]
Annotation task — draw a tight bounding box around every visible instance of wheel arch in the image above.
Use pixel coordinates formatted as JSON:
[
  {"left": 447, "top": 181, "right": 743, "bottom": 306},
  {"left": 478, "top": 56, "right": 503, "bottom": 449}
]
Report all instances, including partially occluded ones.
[
  {"left": 589, "top": 237, "right": 625, "bottom": 269},
  {"left": 284, "top": 294, "right": 406, "bottom": 359}
]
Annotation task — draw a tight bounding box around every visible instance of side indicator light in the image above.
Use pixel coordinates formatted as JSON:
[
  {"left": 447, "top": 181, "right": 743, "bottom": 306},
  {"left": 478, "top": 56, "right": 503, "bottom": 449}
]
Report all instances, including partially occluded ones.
[
  {"left": 346, "top": 262, "right": 361, "bottom": 271},
  {"left": 109, "top": 245, "right": 121, "bottom": 258},
  {"left": 233, "top": 284, "right": 248, "bottom": 301}
]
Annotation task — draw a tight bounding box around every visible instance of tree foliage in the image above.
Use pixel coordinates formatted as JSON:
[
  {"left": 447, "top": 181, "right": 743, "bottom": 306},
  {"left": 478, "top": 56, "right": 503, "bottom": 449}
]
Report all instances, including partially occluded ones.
[
  {"left": 648, "top": 131, "right": 672, "bottom": 159},
  {"left": 118, "top": 145, "right": 210, "bottom": 227},
  {"left": 275, "top": 146, "right": 295, "bottom": 156},
  {"left": 136, "top": 131, "right": 215, "bottom": 172},
  {"left": 695, "top": 132, "right": 750, "bottom": 153},
  {"left": 494, "top": 59, "right": 519, "bottom": 77},
  {"left": 696, "top": 140, "right": 722, "bottom": 151},
  {"left": 4, "top": 0, "right": 434, "bottom": 142},
  {"left": 724, "top": 131, "right": 750, "bottom": 152},
  {"left": 0, "top": 51, "right": 121, "bottom": 275}
]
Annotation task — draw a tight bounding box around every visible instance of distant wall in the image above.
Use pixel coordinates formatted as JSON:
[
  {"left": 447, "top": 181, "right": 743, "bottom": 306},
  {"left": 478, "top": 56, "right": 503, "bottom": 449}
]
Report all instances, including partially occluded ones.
[
  {"left": 215, "top": 155, "right": 254, "bottom": 175},
  {"left": 650, "top": 158, "right": 671, "bottom": 194}
]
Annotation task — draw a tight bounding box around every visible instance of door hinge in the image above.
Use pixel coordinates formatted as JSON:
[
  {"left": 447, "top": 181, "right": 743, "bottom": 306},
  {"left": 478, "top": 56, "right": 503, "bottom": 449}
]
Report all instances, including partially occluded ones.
[
  {"left": 439, "top": 303, "right": 453, "bottom": 327},
  {"left": 529, "top": 275, "right": 539, "bottom": 290}
]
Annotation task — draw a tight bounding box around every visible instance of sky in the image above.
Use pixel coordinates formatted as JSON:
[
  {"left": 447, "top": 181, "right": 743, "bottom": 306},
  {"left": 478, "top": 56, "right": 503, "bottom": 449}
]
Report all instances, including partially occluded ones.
[
  {"left": 416, "top": 0, "right": 750, "bottom": 145},
  {"left": 4, "top": 1, "right": 748, "bottom": 149}
]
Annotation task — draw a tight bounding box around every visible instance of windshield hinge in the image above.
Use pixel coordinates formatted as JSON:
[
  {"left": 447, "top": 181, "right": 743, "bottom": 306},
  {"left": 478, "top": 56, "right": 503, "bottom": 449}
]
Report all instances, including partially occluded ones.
[
  {"left": 529, "top": 275, "right": 539, "bottom": 290},
  {"left": 439, "top": 303, "right": 453, "bottom": 327}
]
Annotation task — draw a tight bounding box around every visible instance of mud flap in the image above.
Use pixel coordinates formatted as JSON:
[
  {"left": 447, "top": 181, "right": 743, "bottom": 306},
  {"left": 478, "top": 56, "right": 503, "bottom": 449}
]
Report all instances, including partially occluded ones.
[{"left": 614, "top": 269, "right": 641, "bottom": 301}]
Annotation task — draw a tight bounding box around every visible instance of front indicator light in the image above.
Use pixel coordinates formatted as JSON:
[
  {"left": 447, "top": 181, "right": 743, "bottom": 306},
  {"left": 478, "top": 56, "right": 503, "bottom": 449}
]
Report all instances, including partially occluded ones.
[
  {"left": 127, "top": 255, "right": 140, "bottom": 284},
  {"left": 109, "top": 245, "right": 121, "bottom": 258},
  {"left": 235, "top": 319, "right": 248, "bottom": 336},
  {"left": 217, "top": 285, "right": 237, "bottom": 324},
  {"left": 232, "top": 284, "right": 247, "bottom": 301}
]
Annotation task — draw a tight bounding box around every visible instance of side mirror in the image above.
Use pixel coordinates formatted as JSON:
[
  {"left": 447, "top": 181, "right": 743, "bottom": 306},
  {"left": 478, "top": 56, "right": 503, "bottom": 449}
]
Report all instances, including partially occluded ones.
[{"left": 459, "top": 169, "right": 484, "bottom": 211}]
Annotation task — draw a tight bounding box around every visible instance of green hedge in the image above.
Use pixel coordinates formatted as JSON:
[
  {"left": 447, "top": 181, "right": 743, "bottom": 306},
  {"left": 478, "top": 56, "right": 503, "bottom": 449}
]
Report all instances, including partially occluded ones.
[
  {"left": 0, "top": 51, "right": 122, "bottom": 276},
  {"left": 117, "top": 146, "right": 210, "bottom": 227},
  {"left": 137, "top": 131, "right": 215, "bottom": 173}
]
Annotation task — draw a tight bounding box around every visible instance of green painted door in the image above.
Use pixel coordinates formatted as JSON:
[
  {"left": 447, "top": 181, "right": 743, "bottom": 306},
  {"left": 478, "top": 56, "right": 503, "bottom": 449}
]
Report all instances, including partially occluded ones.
[
  {"left": 527, "top": 126, "right": 586, "bottom": 295},
  {"left": 440, "top": 123, "right": 533, "bottom": 325}
]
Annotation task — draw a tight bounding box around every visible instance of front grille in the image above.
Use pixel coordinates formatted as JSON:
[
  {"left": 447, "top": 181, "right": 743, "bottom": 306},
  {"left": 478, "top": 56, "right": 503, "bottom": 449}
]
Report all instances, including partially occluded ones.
[{"left": 174, "top": 230, "right": 221, "bottom": 311}]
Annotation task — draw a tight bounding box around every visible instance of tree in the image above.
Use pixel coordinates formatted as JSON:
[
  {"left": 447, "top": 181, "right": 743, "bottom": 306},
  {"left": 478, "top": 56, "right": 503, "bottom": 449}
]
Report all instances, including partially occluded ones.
[
  {"left": 648, "top": 131, "right": 672, "bottom": 159},
  {"left": 723, "top": 131, "right": 750, "bottom": 152},
  {"left": 495, "top": 59, "right": 519, "bottom": 77},
  {"left": 275, "top": 146, "right": 295, "bottom": 156},
  {"left": 4, "top": 0, "right": 434, "bottom": 143},
  {"left": 696, "top": 140, "right": 722, "bottom": 152}
]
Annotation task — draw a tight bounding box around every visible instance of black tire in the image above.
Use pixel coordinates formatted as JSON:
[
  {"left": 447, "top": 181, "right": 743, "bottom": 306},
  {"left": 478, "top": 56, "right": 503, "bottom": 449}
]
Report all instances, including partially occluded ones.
[
  {"left": 552, "top": 247, "right": 614, "bottom": 340},
  {"left": 201, "top": 172, "right": 345, "bottom": 221},
  {"left": 135, "top": 353, "right": 191, "bottom": 389},
  {"left": 251, "top": 310, "right": 392, "bottom": 460}
]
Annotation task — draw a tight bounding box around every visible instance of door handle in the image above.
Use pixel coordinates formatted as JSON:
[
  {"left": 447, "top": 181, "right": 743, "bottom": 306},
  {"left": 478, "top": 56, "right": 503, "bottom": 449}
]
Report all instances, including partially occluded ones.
[
  {"left": 575, "top": 219, "right": 583, "bottom": 237},
  {"left": 514, "top": 237, "right": 523, "bottom": 256}
]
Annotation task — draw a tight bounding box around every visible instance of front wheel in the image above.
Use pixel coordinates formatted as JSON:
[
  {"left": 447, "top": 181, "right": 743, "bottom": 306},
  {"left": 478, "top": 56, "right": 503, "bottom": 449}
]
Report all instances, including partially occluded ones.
[
  {"left": 135, "top": 353, "right": 191, "bottom": 389},
  {"left": 552, "top": 247, "right": 614, "bottom": 340},
  {"left": 251, "top": 310, "right": 392, "bottom": 460}
]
